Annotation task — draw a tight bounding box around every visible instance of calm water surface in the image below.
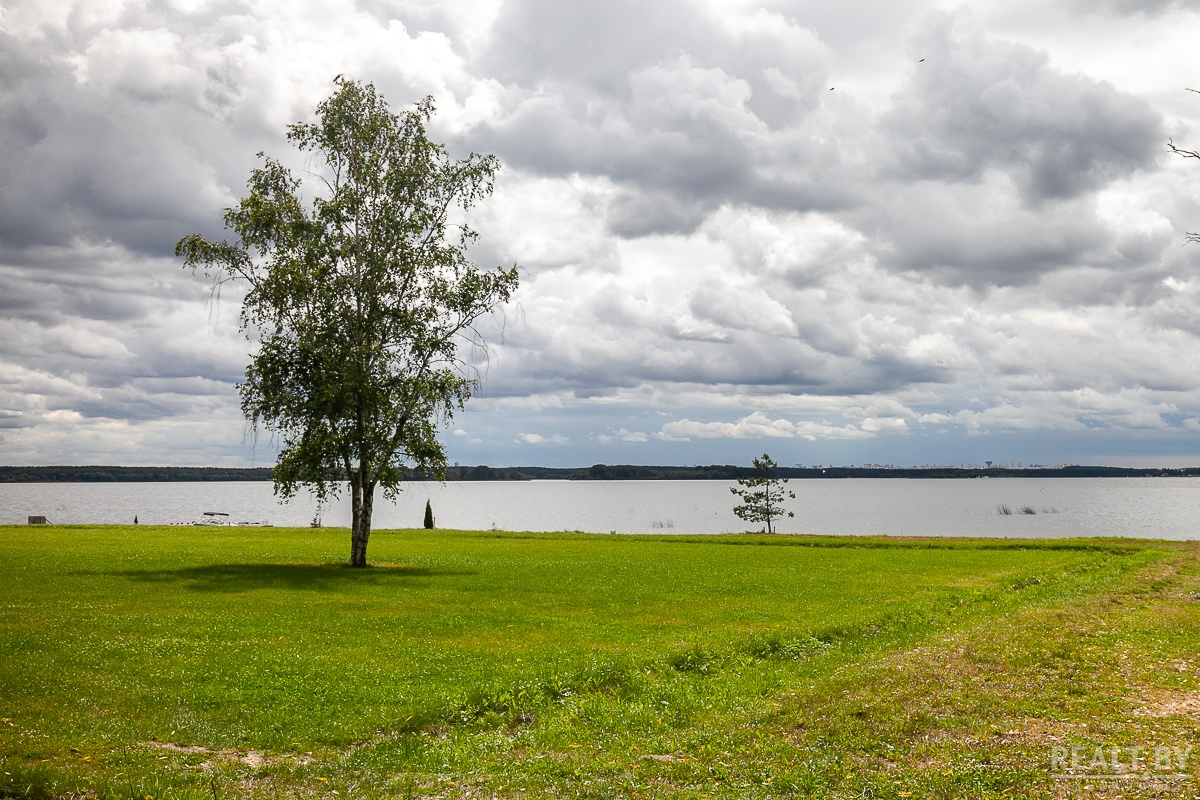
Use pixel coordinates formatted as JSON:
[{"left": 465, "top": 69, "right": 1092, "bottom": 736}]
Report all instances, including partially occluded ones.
[{"left": 1, "top": 478, "right": 1198, "bottom": 539}]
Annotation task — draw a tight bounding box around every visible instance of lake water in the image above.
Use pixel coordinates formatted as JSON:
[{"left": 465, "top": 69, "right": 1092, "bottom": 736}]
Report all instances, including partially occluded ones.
[{"left": 1, "top": 478, "right": 1199, "bottom": 539}]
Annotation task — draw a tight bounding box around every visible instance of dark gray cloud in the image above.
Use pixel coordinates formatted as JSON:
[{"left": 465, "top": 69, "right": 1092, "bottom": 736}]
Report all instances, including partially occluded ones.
[
  {"left": 481, "top": 0, "right": 698, "bottom": 91},
  {"left": 881, "top": 11, "right": 1163, "bottom": 202},
  {"left": 860, "top": 180, "right": 1115, "bottom": 286},
  {"left": 468, "top": 0, "right": 849, "bottom": 237},
  {"left": 0, "top": 115, "right": 221, "bottom": 263},
  {"left": 850, "top": 11, "right": 1174, "bottom": 288}
]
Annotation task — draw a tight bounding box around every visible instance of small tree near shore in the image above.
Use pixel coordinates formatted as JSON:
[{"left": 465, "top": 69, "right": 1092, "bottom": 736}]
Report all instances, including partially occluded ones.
[{"left": 730, "top": 453, "right": 795, "bottom": 534}]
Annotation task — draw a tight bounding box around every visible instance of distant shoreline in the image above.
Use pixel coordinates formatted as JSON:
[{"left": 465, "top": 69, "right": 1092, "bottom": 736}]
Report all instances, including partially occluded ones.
[{"left": 1, "top": 464, "right": 1199, "bottom": 482}]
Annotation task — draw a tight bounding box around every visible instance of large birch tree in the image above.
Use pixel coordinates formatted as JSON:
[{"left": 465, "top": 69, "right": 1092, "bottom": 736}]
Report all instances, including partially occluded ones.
[{"left": 177, "top": 77, "right": 518, "bottom": 566}]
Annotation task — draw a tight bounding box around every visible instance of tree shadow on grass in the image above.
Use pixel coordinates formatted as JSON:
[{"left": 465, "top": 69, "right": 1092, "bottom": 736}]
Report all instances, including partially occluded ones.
[{"left": 92, "top": 562, "right": 476, "bottom": 593}]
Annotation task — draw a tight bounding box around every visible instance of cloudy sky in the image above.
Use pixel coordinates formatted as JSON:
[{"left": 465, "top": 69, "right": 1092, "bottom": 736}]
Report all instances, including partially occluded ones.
[{"left": 3, "top": 0, "right": 1200, "bottom": 469}]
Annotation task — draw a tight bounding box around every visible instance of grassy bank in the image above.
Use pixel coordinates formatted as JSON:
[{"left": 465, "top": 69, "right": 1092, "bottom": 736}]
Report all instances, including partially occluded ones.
[{"left": 0, "top": 525, "right": 1197, "bottom": 798}]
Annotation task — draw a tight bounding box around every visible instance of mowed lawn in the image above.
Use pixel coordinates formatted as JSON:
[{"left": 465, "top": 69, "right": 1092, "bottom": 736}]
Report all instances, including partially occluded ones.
[{"left": 1, "top": 524, "right": 1198, "bottom": 798}]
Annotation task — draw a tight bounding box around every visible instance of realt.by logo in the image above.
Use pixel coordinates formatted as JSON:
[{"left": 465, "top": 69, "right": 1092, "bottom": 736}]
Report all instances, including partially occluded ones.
[{"left": 1051, "top": 745, "right": 1193, "bottom": 780}]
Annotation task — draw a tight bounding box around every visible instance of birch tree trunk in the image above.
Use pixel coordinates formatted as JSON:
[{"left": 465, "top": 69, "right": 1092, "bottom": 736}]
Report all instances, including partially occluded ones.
[{"left": 349, "top": 473, "right": 374, "bottom": 567}]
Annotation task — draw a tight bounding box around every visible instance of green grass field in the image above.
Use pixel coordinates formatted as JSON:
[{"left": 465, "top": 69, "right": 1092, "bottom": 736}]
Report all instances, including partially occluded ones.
[{"left": 1, "top": 525, "right": 1198, "bottom": 798}]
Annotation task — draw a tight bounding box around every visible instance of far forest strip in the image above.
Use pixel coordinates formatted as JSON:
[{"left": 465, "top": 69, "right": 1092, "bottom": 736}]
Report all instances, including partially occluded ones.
[{"left": 2, "top": 464, "right": 1200, "bottom": 483}]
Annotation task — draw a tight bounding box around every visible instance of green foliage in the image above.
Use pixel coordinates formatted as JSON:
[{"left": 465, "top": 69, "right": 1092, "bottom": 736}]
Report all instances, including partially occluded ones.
[
  {"left": 730, "top": 453, "right": 796, "bottom": 533},
  {"left": 176, "top": 78, "right": 518, "bottom": 566},
  {"left": 423, "top": 498, "right": 434, "bottom": 529}
]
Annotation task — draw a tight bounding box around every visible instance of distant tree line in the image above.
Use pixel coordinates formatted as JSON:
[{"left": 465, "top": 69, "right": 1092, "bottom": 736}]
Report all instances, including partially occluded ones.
[
  {"left": 0, "top": 466, "right": 276, "bottom": 483},
  {"left": 3, "top": 464, "right": 1199, "bottom": 483}
]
